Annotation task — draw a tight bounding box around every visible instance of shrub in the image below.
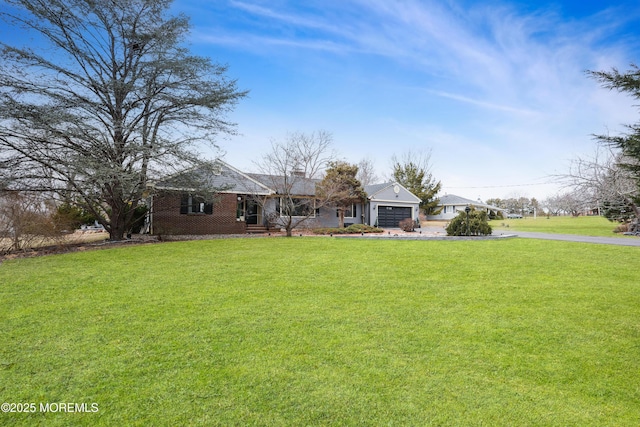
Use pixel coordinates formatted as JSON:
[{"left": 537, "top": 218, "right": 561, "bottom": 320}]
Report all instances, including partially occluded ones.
[
  {"left": 346, "top": 224, "right": 383, "bottom": 233},
  {"left": 312, "top": 224, "right": 384, "bottom": 235},
  {"left": 0, "top": 191, "right": 67, "bottom": 253},
  {"left": 398, "top": 218, "right": 415, "bottom": 232},
  {"left": 54, "top": 202, "right": 97, "bottom": 231},
  {"left": 613, "top": 223, "right": 629, "bottom": 234},
  {"left": 446, "top": 207, "right": 492, "bottom": 236}
]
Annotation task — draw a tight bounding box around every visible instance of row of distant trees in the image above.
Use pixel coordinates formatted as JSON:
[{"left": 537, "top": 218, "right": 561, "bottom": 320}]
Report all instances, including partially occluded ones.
[{"left": 486, "top": 194, "right": 594, "bottom": 218}]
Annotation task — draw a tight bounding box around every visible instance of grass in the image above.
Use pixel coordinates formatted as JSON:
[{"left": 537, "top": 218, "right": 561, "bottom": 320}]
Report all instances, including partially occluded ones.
[
  {"left": 490, "top": 215, "right": 626, "bottom": 237},
  {"left": 1, "top": 238, "right": 639, "bottom": 425}
]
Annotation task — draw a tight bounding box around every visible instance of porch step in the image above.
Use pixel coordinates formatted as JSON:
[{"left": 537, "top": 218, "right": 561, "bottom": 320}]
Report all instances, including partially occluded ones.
[{"left": 246, "top": 224, "right": 269, "bottom": 234}]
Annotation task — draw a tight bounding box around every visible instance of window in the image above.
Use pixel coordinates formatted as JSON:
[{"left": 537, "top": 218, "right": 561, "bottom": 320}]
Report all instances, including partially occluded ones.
[
  {"left": 336, "top": 204, "right": 356, "bottom": 218},
  {"left": 180, "top": 194, "right": 213, "bottom": 215},
  {"left": 278, "top": 197, "right": 315, "bottom": 217}
]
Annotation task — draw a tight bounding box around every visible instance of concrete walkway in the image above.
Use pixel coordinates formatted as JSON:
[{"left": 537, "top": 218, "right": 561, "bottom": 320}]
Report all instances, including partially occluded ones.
[{"left": 504, "top": 231, "right": 640, "bottom": 247}]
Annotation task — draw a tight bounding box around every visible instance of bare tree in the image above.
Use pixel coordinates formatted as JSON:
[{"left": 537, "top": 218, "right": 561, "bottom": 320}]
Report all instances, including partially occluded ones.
[
  {"left": 558, "top": 192, "right": 588, "bottom": 217},
  {"left": 501, "top": 194, "right": 536, "bottom": 217},
  {"left": 541, "top": 194, "right": 565, "bottom": 216},
  {"left": 0, "top": 0, "right": 246, "bottom": 240},
  {"left": 556, "top": 145, "right": 639, "bottom": 223},
  {"left": 356, "top": 158, "right": 379, "bottom": 186},
  {"left": 0, "top": 191, "right": 63, "bottom": 253},
  {"left": 252, "top": 131, "right": 335, "bottom": 237}
]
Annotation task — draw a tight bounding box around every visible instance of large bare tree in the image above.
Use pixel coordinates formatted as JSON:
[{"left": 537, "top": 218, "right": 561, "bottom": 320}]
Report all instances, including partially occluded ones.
[{"left": 0, "top": 0, "right": 246, "bottom": 240}]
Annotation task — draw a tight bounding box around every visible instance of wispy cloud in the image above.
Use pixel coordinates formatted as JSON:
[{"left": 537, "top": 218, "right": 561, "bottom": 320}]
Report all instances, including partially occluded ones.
[
  {"left": 427, "top": 90, "right": 540, "bottom": 116},
  {"left": 213, "top": 1, "right": 631, "bottom": 92},
  {"left": 196, "top": 32, "right": 351, "bottom": 54},
  {"left": 199, "top": 0, "right": 639, "bottom": 125},
  {"left": 186, "top": 0, "right": 640, "bottom": 199},
  {"left": 228, "top": 1, "right": 345, "bottom": 35}
]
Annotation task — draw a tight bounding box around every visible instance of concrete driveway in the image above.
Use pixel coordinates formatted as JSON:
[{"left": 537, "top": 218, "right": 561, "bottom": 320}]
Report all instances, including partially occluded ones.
[{"left": 507, "top": 231, "right": 640, "bottom": 247}]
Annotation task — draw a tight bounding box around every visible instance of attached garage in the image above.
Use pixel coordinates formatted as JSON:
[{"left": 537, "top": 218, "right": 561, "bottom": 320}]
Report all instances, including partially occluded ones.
[
  {"left": 364, "top": 182, "right": 421, "bottom": 229},
  {"left": 377, "top": 206, "right": 412, "bottom": 228}
]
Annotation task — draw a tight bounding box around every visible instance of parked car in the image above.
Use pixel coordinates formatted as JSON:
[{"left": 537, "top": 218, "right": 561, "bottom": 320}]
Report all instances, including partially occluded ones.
[{"left": 507, "top": 213, "right": 523, "bottom": 219}]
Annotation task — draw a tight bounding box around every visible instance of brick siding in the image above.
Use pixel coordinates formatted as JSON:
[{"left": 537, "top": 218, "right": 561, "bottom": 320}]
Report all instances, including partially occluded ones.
[{"left": 152, "top": 192, "right": 245, "bottom": 235}]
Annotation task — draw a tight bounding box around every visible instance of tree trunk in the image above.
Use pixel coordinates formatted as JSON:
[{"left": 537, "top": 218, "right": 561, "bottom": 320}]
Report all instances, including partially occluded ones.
[
  {"left": 107, "top": 200, "right": 127, "bottom": 241},
  {"left": 284, "top": 216, "right": 294, "bottom": 237},
  {"left": 627, "top": 197, "right": 640, "bottom": 233},
  {"left": 109, "top": 219, "right": 127, "bottom": 241}
]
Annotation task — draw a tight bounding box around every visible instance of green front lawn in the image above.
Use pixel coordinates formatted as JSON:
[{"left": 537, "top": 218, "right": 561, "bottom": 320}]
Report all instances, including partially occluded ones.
[
  {"left": 491, "top": 215, "right": 626, "bottom": 236},
  {"left": 1, "top": 238, "right": 639, "bottom": 425}
]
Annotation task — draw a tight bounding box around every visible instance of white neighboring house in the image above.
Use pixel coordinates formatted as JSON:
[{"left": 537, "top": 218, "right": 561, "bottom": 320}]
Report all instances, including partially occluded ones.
[{"left": 427, "top": 194, "right": 504, "bottom": 221}]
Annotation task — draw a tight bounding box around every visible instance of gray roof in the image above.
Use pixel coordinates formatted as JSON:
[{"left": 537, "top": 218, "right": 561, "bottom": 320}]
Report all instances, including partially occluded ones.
[
  {"left": 155, "top": 160, "right": 319, "bottom": 196},
  {"left": 156, "top": 161, "right": 435, "bottom": 204},
  {"left": 364, "top": 182, "right": 392, "bottom": 196},
  {"left": 247, "top": 173, "right": 319, "bottom": 196},
  {"left": 438, "top": 194, "right": 503, "bottom": 211},
  {"left": 155, "top": 160, "right": 273, "bottom": 195}
]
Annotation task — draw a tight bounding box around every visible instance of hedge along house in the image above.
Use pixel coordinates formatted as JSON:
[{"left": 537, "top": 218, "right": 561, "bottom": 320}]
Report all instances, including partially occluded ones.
[
  {"left": 427, "top": 194, "right": 504, "bottom": 221},
  {"left": 150, "top": 160, "right": 421, "bottom": 235}
]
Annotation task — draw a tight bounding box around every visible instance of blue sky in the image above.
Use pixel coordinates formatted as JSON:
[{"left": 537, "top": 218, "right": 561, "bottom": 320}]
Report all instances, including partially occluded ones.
[
  {"left": 2, "top": 1, "right": 638, "bottom": 201},
  {"left": 170, "top": 0, "right": 640, "bottom": 201}
]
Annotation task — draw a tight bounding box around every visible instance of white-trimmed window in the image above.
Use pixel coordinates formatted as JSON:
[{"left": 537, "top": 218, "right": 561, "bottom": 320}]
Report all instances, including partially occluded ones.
[
  {"left": 278, "top": 197, "right": 316, "bottom": 217},
  {"left": 180, "top": 194, "right": 212, "bottom": 215}
]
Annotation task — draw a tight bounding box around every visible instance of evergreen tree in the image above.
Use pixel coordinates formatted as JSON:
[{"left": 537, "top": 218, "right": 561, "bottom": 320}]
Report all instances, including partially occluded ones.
[
  {"left": 391, "top": 151, "right": 442, "bottom": 215},
  {"left": 445, "top": 207, "right": 492, "bottom": 236},
  {"left": 317, "top": 161, "right": 367, "bottom": 228},
  {"left": 588, "top": 64, "right": 640, "bottom": 224}
]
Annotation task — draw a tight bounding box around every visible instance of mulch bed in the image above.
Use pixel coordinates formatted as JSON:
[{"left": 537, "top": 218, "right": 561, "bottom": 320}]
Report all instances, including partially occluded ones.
[
  {"left": 0, "top": 227, "right": 482, "bottom": 263},
  {"left": 0, "top": 238, "right": 162, "bottom": 263}
]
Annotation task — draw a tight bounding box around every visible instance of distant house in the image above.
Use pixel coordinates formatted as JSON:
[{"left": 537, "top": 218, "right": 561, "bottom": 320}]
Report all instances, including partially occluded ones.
[
  {"left": 427, "top": 194, "right": 504, "bottom": 221},
  {"left": 149, "top": 160, "right": 421, "bottom": 235}
]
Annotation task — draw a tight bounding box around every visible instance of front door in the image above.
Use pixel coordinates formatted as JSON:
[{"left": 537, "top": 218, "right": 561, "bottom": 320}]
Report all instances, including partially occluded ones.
[{"left": 246, "top": 200, "right": 259, "bottom": 225}]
